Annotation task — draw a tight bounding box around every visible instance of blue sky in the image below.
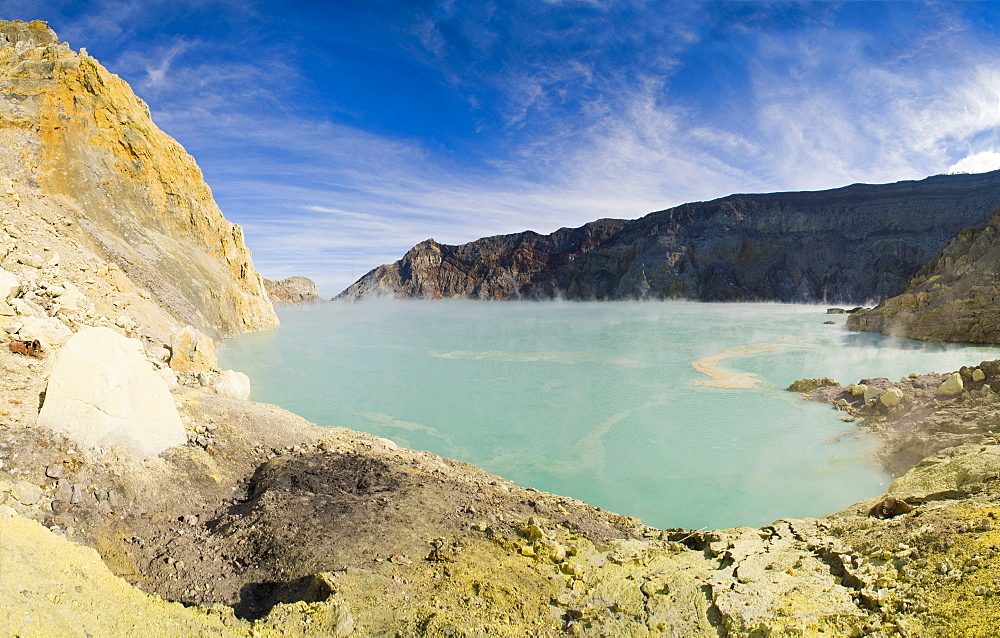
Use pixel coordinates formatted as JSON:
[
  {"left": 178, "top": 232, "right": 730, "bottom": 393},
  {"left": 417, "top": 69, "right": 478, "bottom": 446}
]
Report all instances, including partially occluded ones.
[{"left": 6, "top": 1, "right": 1000, "bottom": 296}]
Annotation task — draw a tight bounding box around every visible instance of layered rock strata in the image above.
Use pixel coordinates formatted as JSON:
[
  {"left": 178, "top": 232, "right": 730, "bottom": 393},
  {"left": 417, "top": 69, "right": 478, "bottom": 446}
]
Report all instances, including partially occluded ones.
[
  {"left": 339, "top": 172, "right": 1000, "bottom": 303},
  {"left": 848, "top": 206, "right": 1000, "bottom": 343},
  {"left": 0, "top": 20, "right": 277, "bottom": 339},
  {"left": 263, "top": 275, "right": 322, "bottom": 304}
]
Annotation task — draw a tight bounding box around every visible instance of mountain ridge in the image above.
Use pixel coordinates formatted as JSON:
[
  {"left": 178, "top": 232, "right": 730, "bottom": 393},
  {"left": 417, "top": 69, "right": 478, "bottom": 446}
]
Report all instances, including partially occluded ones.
[{"left": 339, "top": 170, "right": 1000, "bottom": 304}]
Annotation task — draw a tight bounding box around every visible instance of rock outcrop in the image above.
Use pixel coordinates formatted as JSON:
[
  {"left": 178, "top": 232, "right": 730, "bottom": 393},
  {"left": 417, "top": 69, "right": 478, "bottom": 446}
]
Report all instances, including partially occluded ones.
[
  {"left": 0, "top": 20, "right": 276, "bottom": 339},
  {"left": 36, "top": 326, "right": 185, "bottom": 458},
  {"left": 848, "top": 206, "right": 1000, "bottom": 343},
  {"left": 168, "top": 325, "right": 219, "bottom": 373},
  {"left": 263, "top": 276, "right": 322, "bottom": 304},
  {"left": 339, "top": 172, "right": 1000, "bottom": 303}
]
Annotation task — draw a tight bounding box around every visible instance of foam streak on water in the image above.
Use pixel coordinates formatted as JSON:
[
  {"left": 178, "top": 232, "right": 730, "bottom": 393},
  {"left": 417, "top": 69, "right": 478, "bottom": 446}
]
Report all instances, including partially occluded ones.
[{"left": 220, "top": 301, "right": 1000, "bottom": 529}]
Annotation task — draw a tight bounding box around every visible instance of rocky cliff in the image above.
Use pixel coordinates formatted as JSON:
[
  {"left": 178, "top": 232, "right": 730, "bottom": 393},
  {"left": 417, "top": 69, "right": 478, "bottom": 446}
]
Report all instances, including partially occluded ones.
[
  {"left": 847, "top": 206, "right": 1000, "bottom": 343},
  {"left": 0, "top": 20, "right": 277, "bottom": 339},
  {"left": 339, "top": 172, "right": 1000, "bottom": 303},
  {"left": 263, "top": 275, "right": 322, "bottom": 304}
]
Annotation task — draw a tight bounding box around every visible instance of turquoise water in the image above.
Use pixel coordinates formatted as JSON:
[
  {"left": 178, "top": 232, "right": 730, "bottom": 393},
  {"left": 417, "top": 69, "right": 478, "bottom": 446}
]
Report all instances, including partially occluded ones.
[{"left": 220, "top": 301, "right": 1000, "bottom": 530}]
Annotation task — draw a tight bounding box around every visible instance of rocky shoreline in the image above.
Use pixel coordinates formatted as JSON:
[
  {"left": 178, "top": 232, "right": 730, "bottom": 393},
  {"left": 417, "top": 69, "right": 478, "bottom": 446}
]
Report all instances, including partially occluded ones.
[
  {"left": 2, "top": 19, "right": 1000, "bottom": 637},
  {"left": 5, "top": 334, "right": 1000, "bottom": 636}
]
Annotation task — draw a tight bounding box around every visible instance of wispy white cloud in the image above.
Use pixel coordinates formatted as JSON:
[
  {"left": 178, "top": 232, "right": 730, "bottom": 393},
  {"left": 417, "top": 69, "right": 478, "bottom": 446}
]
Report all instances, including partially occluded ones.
[{"left": 141, "top": 39, "right": 190, "bottom": 87}]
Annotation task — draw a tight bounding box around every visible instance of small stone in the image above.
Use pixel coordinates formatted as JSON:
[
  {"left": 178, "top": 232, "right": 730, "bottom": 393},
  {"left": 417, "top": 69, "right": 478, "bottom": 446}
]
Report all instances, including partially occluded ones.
[
  {"left": 183, "top": 514, "right": 199, "bottom": 526},
  {"left": 851, "top": 383, "right": 868, "bottom": 397},
  {"left": 50, "top": 499, "right": 69, "bottom": 514},
  {"left": 975, "top": 586, "right": 987, "bottom": 596},
  {"left": 334, "top": 604, "right": 354, "bottom": 636},
  {"left": 880, "top": 388, "right": 903, "bottom": 408},
  {"left": 55, "top": 479, "right": 71, "bottom": 502},
  {"left": 69, "top": 484, "right": 83, "bottom": 504},
  {"left": 520, "top": 545, "right": 536, "bottom": 557},
  {"left": 974, "top": 368, "right": 987, "bottom": 382},
  {"left": 526, "top": 523, "right": 548, "bottom": 541},
  {"left": 44, "top": 463, "right": 63, "bottom": 479},
  {"left": 11, "top": 481, "right": 41, "bottom": 505},
  {"left": 390, "top": 554, "right": 412, "bottom": 565},
  {"left": 556, "top": 593, "right": 575, "bottom": 606}
]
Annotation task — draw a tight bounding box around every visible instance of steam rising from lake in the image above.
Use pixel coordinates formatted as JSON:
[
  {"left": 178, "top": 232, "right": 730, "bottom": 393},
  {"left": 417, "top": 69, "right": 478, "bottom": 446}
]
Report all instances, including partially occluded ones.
[{"left": 220, "top": 301, "right": 1000, "bottom": 529}]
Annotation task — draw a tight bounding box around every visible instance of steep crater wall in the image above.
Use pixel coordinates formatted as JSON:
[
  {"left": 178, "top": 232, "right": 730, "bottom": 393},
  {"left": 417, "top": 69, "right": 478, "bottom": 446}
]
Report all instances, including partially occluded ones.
[
  {"left": 0, "top": 20, "right": 277, "bottom": 338},
  {"left": 339, "top": 172, "right": 1000, "bottom": 304},
  {"left": 848, "top": 206, "right": 1000, "bottom": 343}
]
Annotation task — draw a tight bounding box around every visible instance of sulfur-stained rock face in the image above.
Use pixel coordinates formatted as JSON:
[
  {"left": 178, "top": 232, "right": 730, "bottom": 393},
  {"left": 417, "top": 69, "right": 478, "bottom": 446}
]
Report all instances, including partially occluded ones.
[
  {"left": 169, "top": 325, "right": 219, "bottom": 373},
  {"left": 0, "top": 20, "right": 276, "bottom": 339},
  {"left": 849, "top": 206, "right": 1000, "bottom": 344}
]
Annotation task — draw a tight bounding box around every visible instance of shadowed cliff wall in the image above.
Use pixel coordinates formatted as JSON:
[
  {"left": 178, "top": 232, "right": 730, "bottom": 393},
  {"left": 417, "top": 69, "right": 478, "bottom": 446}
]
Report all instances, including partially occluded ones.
[{"left": 340, "top": 172, "right": 1000, "bottom": 304}]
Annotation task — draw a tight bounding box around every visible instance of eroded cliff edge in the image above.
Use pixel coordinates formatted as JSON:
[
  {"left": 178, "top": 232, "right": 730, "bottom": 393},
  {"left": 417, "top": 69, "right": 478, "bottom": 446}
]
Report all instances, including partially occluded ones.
[
  {"left": 339, "top": 172, "right": 1000, "bottom": 303},
  {"left": 0, "top": 20, "right": 276, "bottom": 339},
  {"left": 848, "top": 206, "right": 1000, "bottom": 343}
]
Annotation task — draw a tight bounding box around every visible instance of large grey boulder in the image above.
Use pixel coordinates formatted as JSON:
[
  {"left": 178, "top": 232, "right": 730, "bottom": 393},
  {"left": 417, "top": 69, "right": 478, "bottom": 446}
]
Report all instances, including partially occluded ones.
[{"left": 37, "top": 327, "right": 185, "bottom": 458}]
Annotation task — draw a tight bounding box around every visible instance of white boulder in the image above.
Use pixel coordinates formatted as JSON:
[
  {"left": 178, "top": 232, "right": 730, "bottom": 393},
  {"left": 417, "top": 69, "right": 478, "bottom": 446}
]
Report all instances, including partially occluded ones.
[
  {"left": 211, "top": 370, "right": 251, "bottom": 400},
  {"left": 9, "top": 297, "right": 44, "bottom": 317},
  {"left": 16, "top": 315, "right": 72, "bottom": 350},
  {"left": 156, "top": 367, "right": 180, "bottom": 391},
  {"left": 37, "top": 327, "right": 185, "bottom": 458},
  {"left": 0, "top": 268, "right": 19, "bottom": 300}
]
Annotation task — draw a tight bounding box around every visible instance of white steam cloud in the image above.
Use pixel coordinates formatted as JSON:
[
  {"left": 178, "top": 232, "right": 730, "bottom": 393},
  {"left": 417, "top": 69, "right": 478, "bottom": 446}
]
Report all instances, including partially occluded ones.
[{"left": 947, "top": 150, "right": 1000, "bottom": 174}]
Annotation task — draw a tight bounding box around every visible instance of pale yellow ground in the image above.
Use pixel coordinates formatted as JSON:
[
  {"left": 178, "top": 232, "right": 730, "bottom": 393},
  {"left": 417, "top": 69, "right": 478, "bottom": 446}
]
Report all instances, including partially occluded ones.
[
  {"left": 691, "top": 344, "right": 775, "bottom": 388},
  {"left": 0, "top": 512, "right": 243, "bottom": 637}
]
